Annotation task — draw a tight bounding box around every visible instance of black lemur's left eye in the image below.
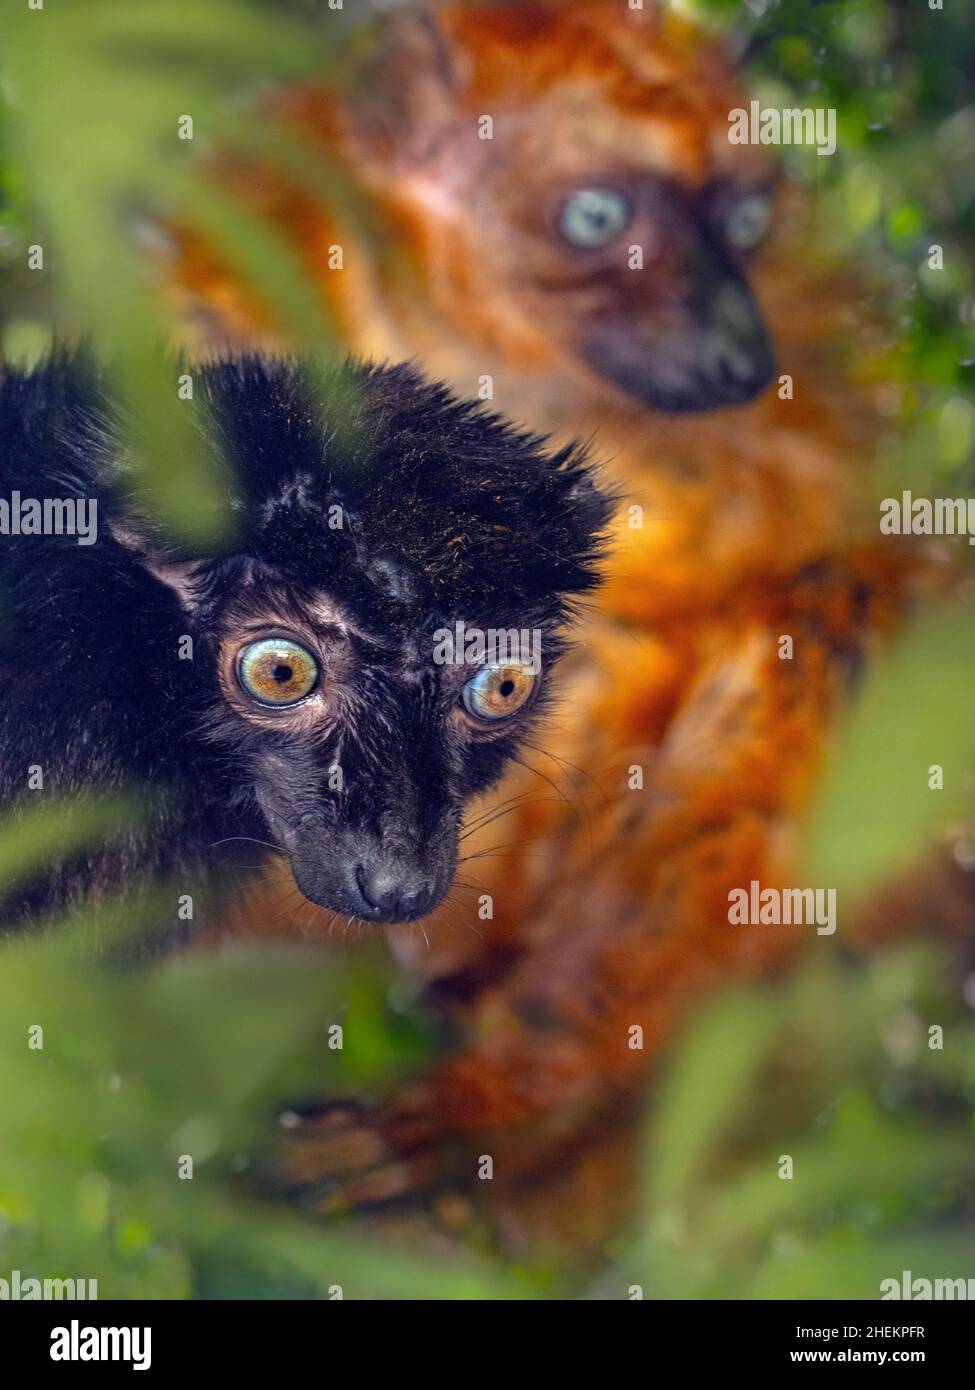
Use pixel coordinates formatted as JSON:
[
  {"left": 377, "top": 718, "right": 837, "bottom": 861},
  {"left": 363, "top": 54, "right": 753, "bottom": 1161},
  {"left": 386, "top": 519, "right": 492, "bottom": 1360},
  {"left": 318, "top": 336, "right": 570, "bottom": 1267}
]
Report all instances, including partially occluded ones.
[
  {"left": 462, "top": 662, "right": 537, "bottom": 721},
  {"left": 237, "top": 637, "right": 319, "bottom": 707},
  {"left": 559, "top": 188, "right": 632, "bottom": 248}
]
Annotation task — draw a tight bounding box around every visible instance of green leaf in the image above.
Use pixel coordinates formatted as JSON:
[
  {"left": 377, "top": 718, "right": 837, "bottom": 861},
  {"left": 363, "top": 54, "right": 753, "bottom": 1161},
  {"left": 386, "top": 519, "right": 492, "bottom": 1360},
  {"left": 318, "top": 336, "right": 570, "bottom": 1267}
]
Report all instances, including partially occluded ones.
[
  {"left": 645, "top": 989, "right": 779, "bottom": 1211},
  {"left": 805, "top": 607, "right": 975, "bottom": 898}
]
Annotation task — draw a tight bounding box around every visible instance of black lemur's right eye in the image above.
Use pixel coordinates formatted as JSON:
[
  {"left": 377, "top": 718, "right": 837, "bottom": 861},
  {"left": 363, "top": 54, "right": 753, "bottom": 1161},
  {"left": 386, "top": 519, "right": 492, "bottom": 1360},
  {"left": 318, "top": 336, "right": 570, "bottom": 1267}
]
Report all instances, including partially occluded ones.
[
  {"left": 462, "top": 662, "right": 537, "bottom": 721},
  {"left": 237, "top": 638, "right": 319, "bottom": 707}
]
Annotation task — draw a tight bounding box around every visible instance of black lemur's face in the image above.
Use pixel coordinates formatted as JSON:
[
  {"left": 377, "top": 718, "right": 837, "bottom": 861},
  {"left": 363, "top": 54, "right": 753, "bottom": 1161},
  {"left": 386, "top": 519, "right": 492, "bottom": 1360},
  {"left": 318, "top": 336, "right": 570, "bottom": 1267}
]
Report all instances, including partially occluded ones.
[
  {"left": 123, "top": 358, "right": 613, "bottom": 925},
  {"left": 202, "top": 577, "right": 549, "bottom": 923}
]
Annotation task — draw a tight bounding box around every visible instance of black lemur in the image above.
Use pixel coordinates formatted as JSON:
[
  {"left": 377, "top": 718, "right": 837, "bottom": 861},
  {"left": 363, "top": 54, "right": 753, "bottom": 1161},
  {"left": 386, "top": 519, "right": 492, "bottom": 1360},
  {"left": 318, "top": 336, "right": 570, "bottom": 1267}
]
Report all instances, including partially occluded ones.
[{"left": 0, "top": 353, "right": 612, "bottom": 931}]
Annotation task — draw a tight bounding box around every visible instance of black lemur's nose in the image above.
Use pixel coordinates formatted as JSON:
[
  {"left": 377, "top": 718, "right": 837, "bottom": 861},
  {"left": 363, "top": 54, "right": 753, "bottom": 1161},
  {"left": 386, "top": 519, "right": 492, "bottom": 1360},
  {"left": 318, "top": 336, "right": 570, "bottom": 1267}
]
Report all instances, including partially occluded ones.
[{"left": 353, "top": 862, "right": 438, "bottom": 923}]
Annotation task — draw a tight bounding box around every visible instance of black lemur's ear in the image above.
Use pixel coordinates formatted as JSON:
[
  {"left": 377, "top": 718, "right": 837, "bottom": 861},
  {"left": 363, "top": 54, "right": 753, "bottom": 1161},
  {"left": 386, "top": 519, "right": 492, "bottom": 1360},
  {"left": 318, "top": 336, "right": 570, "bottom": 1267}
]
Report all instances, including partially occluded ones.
[
  {"left": 563, "top": 456, "right": 619, "bottom": 561},
  {"left": 106, "top": 516, "right": 209, "bottom": 614},
  {"left": 533, "top": 438, "right": 619, "bottom": 602}
]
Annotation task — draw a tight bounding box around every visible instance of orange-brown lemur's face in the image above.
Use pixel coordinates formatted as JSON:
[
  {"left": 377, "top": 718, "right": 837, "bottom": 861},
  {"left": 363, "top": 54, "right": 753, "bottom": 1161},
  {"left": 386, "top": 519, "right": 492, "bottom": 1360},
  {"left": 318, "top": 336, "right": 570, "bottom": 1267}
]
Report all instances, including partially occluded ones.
[{"left": 343, "top": 1, "right": 781, "bottom": 413}]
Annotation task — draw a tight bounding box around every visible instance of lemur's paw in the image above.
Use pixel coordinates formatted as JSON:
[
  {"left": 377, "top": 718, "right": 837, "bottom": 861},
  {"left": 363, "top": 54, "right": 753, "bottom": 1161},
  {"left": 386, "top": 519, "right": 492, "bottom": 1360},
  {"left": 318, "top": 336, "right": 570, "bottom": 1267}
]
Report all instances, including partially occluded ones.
[{"left": 268, "top": 1091, "right": 470, "bottom": 1220}]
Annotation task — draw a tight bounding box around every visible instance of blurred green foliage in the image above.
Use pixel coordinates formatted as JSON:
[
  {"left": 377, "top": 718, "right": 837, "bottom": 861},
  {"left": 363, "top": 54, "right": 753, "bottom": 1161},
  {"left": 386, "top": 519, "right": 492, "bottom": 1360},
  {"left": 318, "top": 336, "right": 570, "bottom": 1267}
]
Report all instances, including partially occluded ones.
[
  {"left": 0, "top": 907, "right": 527, "bottom": 1299},
  {"left": 0, "top": 0, "right": 360, "bottom": 543},
  {"left": 807, "top": 606, "right": 975, "bottom": 899},
  {"left": 0, "top": 0, "right": 973, "bottom": 1298},
  {"left": 609, "top": 943, "right": 975, "bottom": 1300}
]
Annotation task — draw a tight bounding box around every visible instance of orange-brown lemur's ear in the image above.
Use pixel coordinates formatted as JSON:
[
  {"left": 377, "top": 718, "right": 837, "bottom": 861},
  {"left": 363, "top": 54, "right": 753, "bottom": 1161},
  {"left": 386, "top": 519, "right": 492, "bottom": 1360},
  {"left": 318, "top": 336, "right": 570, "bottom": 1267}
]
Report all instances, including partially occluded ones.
[
  {"left": 540, "top": 0, "right": 662, "bottom": 22},
  {"left": 352, "top": 8, "right": 460, "bottom": 161},
  {"left": 349, "top": 0, "right": 655, "bottom": 139}
]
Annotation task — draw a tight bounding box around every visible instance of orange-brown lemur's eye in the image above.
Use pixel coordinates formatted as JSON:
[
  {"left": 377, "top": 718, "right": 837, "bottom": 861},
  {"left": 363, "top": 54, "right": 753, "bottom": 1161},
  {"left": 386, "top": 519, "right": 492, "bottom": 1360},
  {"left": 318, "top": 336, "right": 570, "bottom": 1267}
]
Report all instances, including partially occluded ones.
[
  {"left": 724, "top": 192, "right": 772, "bottom": 252},
  {"left": 237, "top": 637, "right": 319, "bottom": 707},
  {"left": 462, "top": 662, "right": 536, "bottom": 721},
  {"left": 559, "top": 188, "right": 632, "bottom": 248}
]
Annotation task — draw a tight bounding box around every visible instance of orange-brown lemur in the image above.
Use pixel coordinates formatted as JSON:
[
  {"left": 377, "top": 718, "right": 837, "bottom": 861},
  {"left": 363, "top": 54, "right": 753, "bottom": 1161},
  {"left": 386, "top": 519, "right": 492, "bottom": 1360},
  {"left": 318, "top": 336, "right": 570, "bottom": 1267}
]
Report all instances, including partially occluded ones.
[{"left": 161, "top": 1, "right": 947, "bottom": 1250}]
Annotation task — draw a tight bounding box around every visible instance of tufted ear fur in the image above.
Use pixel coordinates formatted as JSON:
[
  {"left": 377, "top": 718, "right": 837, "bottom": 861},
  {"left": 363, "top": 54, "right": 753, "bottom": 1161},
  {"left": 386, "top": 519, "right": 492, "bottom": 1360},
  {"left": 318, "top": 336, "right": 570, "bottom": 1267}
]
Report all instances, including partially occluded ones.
[
  {"left": 95, "top": 356, "right": 616, "bottom": 632},
  {"left": 354, "top": 0, "right": 668, "bottom": 135},
  {"left": 351, "top": 8, "right": 462, "bottom": 162},
  {"left": 106, "top": 517, "right": 207, "bottom": 612}
]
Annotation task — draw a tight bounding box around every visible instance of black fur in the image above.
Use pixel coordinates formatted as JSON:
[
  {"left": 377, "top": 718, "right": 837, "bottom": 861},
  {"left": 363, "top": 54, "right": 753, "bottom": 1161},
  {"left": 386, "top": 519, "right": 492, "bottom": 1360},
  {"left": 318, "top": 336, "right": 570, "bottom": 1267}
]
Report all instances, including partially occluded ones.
[{"left": 0, "top": 353, "right": 612, "bottom": 928}]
